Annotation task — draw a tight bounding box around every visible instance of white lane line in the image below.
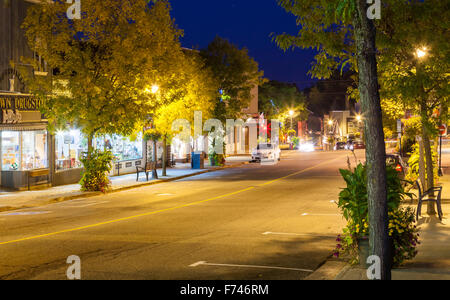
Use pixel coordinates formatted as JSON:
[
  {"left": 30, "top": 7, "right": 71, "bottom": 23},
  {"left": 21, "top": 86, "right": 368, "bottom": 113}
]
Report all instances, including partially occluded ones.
[
  {"left": 262, "top": 232, "right": 337, "bottom": 238},
  {"left": 0, "top": 211, "right": 51, "bottom": 216},
  {"left": 65, "top": 201, "right": 109, "bottom": 208},
  {"left": 301, "top": 213, "right": 340, "bottom": 216},
  {"left": 189, "top": 261, "right": 313, "bottom": 273},
  {"left": 156, "top": 193, "right": 174, "bottom": 196}
]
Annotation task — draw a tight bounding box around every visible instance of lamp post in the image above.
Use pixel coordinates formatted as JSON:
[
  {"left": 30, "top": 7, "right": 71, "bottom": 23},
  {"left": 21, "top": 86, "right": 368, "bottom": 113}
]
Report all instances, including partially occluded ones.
[{"left": 289, "top": 110, "right": 294, "bottom": 130}]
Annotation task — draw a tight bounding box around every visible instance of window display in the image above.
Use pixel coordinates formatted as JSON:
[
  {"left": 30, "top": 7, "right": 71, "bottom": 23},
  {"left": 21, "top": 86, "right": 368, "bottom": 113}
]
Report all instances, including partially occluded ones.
[
  {"left": 1, "top": 130, "right": 48, "bottom": 171},
  {"left": 1, "top": 131, "right": 20, "bottom": 170},
  {"left": 99, "top": 134, "right": 143, "bottom": 161},
  {"left": 55, "top": 129, "right": 87, "bottom": 171}
]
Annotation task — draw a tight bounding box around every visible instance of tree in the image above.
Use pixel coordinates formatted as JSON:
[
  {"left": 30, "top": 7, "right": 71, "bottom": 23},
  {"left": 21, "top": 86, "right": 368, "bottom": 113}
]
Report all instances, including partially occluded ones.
[
  {"left": 201, "top": 36, "right": 265, "bottom": 121},
  {"left": 377, "top": 0, "right": 450, "bottom": 214},
  {"left": 259, "top": 80, "right": 307, "bottom": 120},
  {"left": 20, "top": 0, "right": 182, "bottom": 153},
  {"left": 151, "top": 50, "right": 218, "bottom": 176},
  {"left": 275, "top": 0, "right": 390, "bottom": 279}
]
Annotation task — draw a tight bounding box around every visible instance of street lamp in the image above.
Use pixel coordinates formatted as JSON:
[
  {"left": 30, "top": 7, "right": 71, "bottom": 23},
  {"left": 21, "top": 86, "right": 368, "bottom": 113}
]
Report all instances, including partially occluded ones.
[
  {"left": 356, "top": 115, "right": 362, "bottom": 122},
  {"left": 289, "top": 110, "right": 295, "bottom": 129},
  {"left": 415, "top": 47, "right": 428, "bottom": 59},
  {"left": 151, "top": 85, "right": 159, "bottom": 94}
]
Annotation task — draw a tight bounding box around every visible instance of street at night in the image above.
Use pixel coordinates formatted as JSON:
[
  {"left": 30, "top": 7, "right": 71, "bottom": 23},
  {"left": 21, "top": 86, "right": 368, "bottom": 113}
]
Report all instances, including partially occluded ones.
[
  {"left": 0, "top": 0, "right": 449, "bottom": 288},
  {"left": 0, "top": 150, "right": 359, "bottom": 280}
]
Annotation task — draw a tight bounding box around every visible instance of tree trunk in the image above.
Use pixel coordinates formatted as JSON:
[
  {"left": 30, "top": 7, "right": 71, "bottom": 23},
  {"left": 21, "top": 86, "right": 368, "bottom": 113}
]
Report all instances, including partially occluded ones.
[
  {"left": 418, "top": 136, "right": 426, "bottom": 190},
  {"left": 421, "top": 119, "right": 436, "bottom": 214},
  {"left": 353, "top": 0, "right": 391, "bottom": 280},
  {"left": 152, "top": 139, "right": 158, "bottom": 179},
  {"left": 162, "top": 135, "right": 167, "bottom": 177},
  {"left": 87, "top": 133, "right": 94, "bottom": 156}
]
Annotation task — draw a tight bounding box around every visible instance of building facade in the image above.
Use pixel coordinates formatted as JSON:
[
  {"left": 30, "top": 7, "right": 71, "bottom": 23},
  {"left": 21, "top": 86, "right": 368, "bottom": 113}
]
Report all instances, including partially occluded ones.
[{"left": 0, "top": 0, "right": 147, "bottom": 190}]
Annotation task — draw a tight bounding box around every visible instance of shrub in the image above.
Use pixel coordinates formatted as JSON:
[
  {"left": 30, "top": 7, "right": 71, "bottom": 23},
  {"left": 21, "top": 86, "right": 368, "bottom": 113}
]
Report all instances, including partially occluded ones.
[
  {"left": 334, "top": 163, "right": 418, "bottom": 267},
  {"left": 80, "top": 150, "right": 114, "bottom": 193}
]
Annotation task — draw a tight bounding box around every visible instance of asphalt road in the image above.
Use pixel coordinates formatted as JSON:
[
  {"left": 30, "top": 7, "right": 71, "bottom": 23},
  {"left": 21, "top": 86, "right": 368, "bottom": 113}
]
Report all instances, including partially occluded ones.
[{"left": 0, "top": 150, "right": 365, "bottom": 280}]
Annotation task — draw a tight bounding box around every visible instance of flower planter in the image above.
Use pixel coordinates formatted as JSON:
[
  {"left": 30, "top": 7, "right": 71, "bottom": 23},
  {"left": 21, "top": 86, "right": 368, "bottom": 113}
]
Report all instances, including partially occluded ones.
[{"left": 357, "top": 237, "right": 370, "bottom": 268}]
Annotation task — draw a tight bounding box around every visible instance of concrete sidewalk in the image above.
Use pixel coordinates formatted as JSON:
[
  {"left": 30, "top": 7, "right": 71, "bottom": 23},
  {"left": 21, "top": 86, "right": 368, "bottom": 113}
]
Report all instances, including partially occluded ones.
[
  {"left": 0, "top": 156, "right": 251, "bottom": 213},
  {"left": 309, "top": 174, "right": 450, "bottom": 280}
]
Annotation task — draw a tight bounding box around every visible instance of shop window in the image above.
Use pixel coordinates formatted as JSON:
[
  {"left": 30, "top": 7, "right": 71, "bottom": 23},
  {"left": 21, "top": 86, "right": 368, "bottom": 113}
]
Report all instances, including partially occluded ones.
[
  {"left": 99, "top": 134, "right": 143, "bottom": 162},
  {"left": 1, "top": 131, "right": 20, "bottom": 170},
  {"left": 1, "top": 130, "right": 48, "bottom": 171},
  {"left": 55, "top": 129, "right": 87, "bottom": 171}
]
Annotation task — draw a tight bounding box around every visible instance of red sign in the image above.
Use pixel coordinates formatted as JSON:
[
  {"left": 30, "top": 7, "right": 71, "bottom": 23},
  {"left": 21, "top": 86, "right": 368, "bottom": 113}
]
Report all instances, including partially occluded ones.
[{"left": 439, "top": 125, "right": 447, "bottom": 136}]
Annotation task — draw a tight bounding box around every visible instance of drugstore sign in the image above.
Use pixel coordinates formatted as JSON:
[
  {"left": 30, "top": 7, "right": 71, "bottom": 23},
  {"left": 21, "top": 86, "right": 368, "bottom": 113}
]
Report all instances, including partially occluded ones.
[
  {"left": 0, "top": 95, "right": 44, "bottom": 124},
  {"left": 0, "top": 95, "right": 44, "bottom": 111}
]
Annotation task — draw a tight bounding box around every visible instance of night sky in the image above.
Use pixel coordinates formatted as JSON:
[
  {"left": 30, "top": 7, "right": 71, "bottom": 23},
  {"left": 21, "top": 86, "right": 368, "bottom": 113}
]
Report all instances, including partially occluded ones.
[{"left": 170, "top": 0, "right": 318, "bottom": 90}]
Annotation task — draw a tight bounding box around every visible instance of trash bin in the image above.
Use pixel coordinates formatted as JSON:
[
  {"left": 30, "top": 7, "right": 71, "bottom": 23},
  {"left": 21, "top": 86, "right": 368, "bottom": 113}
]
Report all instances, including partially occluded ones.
[{"left": 191, "top": 152, "right": 204, "bottom": 169}]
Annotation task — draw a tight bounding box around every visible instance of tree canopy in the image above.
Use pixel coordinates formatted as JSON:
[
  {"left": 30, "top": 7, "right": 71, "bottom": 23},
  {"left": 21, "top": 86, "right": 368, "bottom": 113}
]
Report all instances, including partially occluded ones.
[
  {"left": 20, "top": 0, "right": 183, "bottom": 147},
  {"left": 200, "top": 36, "right": 265, "bottom": 121}
]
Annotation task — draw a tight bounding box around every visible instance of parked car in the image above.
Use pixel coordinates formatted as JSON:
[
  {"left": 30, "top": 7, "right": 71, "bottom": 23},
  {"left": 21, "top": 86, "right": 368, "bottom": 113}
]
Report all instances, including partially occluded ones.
[
  {"left": 353, "top": 141, "right": 366, "bottom": 149},
  {"left": 334, "top": 142, "right": 347, "bottom": 150},
  {"left": 252, "top": 143, "right": 281, "bottom": 162},
  {"left": 386, "top": 154, "right": 408, "bottom": 180},
  {"left": 346, "top": 140, "right": 365, "bottom": 150}
]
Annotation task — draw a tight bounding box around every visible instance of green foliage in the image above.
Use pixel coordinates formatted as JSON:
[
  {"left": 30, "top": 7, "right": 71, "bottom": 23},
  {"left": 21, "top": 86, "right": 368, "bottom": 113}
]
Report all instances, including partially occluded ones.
[
  {"left": 208, "top": 153, "right": 225, "bottom": 167},
  {"left": 259, "top": 80, "right": 306, "bottom": 120},
  {"left": 201, "top": 37, "right": 265, "bottom": 120},
  {"left": 20, "top": 0, "right": 183, "bottom": 140},
  {"left": 292, "top": 137, "right": 300, "bottom": 149},
  {"left": 388, "top": 208, "right": 420, "bottom": 267},
  {"left": 80, "top": 150, "right": 114, "bottom": 193},
  {"left": 406, "top": 143, "right": 438, "bottom": 184},
  {"left": 335, "top": 163, "right": 417, "bottom": 266}
]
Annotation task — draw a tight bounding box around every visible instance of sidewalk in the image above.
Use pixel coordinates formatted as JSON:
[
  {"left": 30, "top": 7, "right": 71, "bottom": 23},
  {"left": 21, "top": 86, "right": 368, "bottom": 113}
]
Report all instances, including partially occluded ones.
[
  {"left": 311, "top": 174, "right": 450, "bottom": 280},
  {"left": 0, "top": 156, "right": 251, "bottom": 213}
]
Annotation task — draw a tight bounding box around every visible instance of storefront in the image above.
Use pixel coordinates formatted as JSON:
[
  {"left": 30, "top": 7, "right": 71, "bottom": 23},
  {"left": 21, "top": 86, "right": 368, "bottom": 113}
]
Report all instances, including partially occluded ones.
[
  {"left": 0, "top": 93, "right": 50, "bottom": 190},
  {"left": 53, "top": 130, "right": 146, "bottom": 184}
]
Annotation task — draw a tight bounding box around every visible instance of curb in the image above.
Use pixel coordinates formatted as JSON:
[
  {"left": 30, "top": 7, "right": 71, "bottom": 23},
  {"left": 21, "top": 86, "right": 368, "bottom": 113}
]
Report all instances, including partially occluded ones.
[
  {"left": 0, "top": 161, "right": 250, "bottom": 212},
  {"left": 304, "top": 259, "right": 350, "bottom": 280}
]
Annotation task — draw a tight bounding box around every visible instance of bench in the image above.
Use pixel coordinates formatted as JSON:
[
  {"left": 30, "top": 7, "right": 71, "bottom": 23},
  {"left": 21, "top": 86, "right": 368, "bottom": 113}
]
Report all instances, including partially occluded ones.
[
  {"left": 415, "top": 179, "right": 443, "bottom": 221},
  {"left": 136, "top": 161, "right": 157, "bottom": 182},
  {"left": 28, "top": 168, "right": 50, "bottom": 191}
]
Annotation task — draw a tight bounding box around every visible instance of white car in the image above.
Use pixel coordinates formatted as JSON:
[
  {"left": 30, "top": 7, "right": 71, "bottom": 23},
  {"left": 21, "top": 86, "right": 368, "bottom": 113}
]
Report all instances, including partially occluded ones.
[{"left": 252, "top": 143, "right": 281, "bottom": 162}]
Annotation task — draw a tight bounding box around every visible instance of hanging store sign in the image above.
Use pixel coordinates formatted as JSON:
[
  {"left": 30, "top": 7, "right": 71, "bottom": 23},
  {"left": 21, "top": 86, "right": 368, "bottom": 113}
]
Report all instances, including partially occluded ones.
[
  {"left": 0, "top": 95, "right": 44, "bottom": 124},
  {"left": 0, "top": 95, "right": 44, "bottom": 111}
]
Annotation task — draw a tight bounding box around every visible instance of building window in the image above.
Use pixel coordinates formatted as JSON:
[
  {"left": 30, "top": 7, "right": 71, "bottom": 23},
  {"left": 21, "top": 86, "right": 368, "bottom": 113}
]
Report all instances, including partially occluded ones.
[
  {"left": 55, "top": 129, "right": 86, "bottom": 171},
  {"left": 99, "top": 134, "right": 143, "bottom": 162},
  {"left": 1, "top": 130, "right": 48, "bottom": 171}
]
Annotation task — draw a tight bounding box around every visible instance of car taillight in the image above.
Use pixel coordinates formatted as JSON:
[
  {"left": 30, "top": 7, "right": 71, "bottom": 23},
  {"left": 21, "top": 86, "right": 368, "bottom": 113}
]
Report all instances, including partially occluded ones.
[{"left": 395, "top": 164, "right": 403, "bottom": 172}]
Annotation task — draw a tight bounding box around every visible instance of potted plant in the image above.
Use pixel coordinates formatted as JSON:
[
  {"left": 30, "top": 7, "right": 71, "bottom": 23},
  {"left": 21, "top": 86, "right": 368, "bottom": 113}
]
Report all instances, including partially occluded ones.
[{"left": 334, "top": 163, "right": 418, "bottom": 268}]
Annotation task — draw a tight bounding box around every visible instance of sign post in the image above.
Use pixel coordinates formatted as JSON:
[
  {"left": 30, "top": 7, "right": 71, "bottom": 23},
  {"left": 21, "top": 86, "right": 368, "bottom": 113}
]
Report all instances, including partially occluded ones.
[{"left": 438, "top": 125, "right": 447, "bottom": 176}]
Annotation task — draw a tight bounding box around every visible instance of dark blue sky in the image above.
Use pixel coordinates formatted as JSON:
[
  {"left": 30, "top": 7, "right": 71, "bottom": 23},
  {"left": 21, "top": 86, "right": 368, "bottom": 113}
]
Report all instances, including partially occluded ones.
[{"left": 170, "top": 0, "right": 318, "bottom": 90}]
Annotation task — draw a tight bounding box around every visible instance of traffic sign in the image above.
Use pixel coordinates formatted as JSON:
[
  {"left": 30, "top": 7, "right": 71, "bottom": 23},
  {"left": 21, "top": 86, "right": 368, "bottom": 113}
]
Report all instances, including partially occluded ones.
[{"left": 439, "top": 125, "right": 447, "bottom": 136}]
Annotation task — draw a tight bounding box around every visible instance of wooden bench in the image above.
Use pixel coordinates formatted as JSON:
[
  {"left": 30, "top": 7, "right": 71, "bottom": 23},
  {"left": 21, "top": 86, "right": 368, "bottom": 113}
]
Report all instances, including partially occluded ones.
[
  {"left": 28, "top": 168, "right": 50, "bottom": 191},
  {"left": 136, "top": 161, "right": 156, "bottom": 182},
  {"left": 416, "top": 179, "right": 443, "bottom": 221}
]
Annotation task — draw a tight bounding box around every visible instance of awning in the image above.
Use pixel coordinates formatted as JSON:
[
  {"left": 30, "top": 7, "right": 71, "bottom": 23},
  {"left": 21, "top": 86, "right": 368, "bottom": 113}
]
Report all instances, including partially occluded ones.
[{"left": 0, "top": 122, "right": 48, "bottom": 131}]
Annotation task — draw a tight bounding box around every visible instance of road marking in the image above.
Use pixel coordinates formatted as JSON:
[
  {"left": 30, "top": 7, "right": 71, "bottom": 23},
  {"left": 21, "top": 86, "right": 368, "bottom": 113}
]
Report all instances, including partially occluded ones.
[
  {"left": 0, "top": 156, "right": 343, "bottom": 246},
  {"left": 189, "top": 261, "right": 313, "bottom": 273},
  {"left": 301, "top": 213, "right": 340, "bottom": 216},
  {"left": 0, "top": 211, "right": 50, "bottom": 216},
  {"left": 65, "top": 201, "right": 109, "bottom": 208},
  {"left": 156, "top": 193, "right": 174, "bottom": 196},
  {"left": 262, "top": 232, "right": 337, "bottom": 238}
]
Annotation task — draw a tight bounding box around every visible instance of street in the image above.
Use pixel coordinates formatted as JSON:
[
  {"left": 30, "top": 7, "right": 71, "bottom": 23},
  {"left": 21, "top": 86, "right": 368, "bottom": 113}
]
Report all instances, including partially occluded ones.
[{"left": 0, "top": 150, "right": 364, "bottom": 280}]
